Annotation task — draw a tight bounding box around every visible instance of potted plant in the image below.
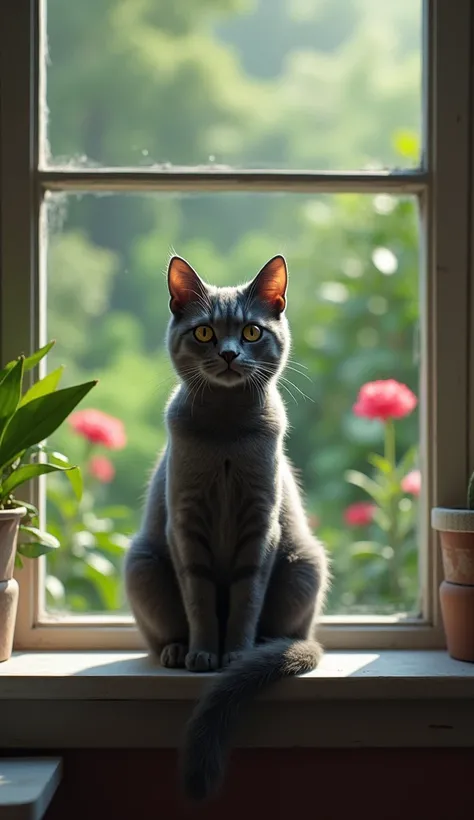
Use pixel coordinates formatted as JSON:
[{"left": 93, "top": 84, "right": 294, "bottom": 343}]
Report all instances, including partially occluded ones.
[
  {"left": 0, "top": 340, "right": 97, "bottom": 661},
  {"left": 432, "top": 476, "right": 474, "bottom": 662}
]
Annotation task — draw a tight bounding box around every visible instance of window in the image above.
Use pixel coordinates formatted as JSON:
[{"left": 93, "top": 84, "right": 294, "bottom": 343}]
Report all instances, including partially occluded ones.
[{"left": 0, "top": 0, "right": 471, "bottom": 651}]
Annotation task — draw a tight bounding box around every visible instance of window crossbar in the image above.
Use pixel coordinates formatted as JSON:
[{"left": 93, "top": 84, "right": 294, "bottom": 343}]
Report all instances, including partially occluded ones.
[{"left": 39, "top": 169, "right": 428, "bottom": 195}]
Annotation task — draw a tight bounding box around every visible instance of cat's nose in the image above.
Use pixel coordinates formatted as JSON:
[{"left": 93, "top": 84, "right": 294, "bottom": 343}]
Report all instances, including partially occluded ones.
[{"left": 219, "top": 350, "right": 239, "bottom": 364}]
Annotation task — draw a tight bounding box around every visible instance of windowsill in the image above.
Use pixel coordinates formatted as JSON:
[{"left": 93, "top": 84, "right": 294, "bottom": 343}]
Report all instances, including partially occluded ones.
[
  {"left": 1, "top": 650, "right": 474, "bottom": 749},
  {"left": 1, "top": 649, "right": 474, "bottom": 699}
]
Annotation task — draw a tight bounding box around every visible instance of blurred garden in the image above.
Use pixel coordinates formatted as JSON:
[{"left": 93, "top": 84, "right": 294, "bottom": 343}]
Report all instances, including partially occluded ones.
[{"left": 43, "top": 0, "right": 422, "bottom": 616}]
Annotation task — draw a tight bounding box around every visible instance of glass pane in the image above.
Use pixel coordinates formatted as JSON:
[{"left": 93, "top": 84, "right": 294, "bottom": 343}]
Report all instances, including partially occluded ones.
[
  {"left": 44, "top": 191, "right": 421, "bottom": 617},
  {"left": 44, "top": 0, "right": 422, "bottom": 170}
]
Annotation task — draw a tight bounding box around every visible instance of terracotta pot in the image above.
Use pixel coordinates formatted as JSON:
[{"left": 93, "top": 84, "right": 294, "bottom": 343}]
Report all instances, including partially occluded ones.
[
  {"left": 439, "top": 580, "right": 474, "bottom": 662},
  {"left": 0, "top": 506, "right": 26, "bottom": 662},
  {"left": 431, "top": 508, "right": 474, "bottom": 585}
]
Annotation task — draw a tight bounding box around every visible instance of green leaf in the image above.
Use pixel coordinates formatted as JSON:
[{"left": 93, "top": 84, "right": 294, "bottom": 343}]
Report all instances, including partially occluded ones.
[
  {"left": 83, "top": 559, "right": 121, "bottom": 610},
  {"left": 396, "top": 502, "right": 417, "bottom": 540},
  {"left": 0, "top": 358, "right": 24, "bottom": 441},
  {"left": 10, "top": 499, "right": 38, "bottom": 521},
  {"left": 22, "top": 341, "right": 56, "bottom": 372},
  {"left": 28, "top": 445, "right": 72, "bottom": 465},
  {"left": 395, "top": 445, "right": 418, "bottom": 481},
  {"left": 372, "top": 507, "right": 391, "bottom": 532},
  {"left": 0, "top": 380, "right": 98, "bottom": 469},
  {"left": 19, "top": 366, "right": 64, "bottom": 407},
  {"left": 367, "top": 454, "right": 392, "bottom": 475},
  {"left": 45, "top": 574, "right": 65, "bottom": 604},
  {"left": 1, "top": 461, "right": 77, "bottom": 498},
  {"left": 14, "top": 553, "right": 24, "bottom": 569},
  {"left": 46, "top": 450, "right": 82, "bottom": 500},
  {"left": 65, "top": 466, "right": 83, "bottom": 501},
  {"left": 98, "top": 505, "right": 132, "bottom": 520},
  {"left": 46, "top": 449, "right": 71, "bottom": 465},
  {"left": 345, "top": 469, "right": 384, "bottom": 503},
  {"left": 349, "top": 541, "right": 386, "bottom": 558},
  {"left": 18, "top": 541, "right": 56, "bottom": 558},
  {"left": 19, "top": 525, "right": 60, "bottom": 556},
  {"left": 0, "top": 341, "right": 55, "bottom": 383},
  {"left": 46, "top": 485, "right": 78, "bottom": 520},
  {"left": 95, "top": 531, "right": 130, "bottom": 555}
]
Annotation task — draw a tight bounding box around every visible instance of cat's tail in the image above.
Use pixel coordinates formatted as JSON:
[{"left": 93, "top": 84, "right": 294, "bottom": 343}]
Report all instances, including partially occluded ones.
[{"left": 180, "top": 638, "right": 322, "bottom": 802}]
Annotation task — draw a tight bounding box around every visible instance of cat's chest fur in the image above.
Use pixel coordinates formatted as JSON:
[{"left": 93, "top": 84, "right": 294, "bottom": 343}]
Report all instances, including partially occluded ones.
[
  {"left": 169, "top": 434, "right": 276, "bottom": 564},
  {"left": 166, "top": 393, "right": 281, "bottom": 575}
]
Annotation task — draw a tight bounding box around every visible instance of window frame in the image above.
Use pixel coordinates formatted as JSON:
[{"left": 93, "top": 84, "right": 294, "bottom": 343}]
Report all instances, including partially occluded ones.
[{"left": 0, "top": 0, "right": 471, "bottom": 651}]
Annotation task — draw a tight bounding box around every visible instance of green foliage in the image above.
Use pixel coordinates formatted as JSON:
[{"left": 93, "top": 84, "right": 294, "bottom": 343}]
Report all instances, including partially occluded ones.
[
  {"left": 43, "top": 0, "right": 422, "bottom": 615},
  {"left": 46, "top": 474, "right": 132, "bottom": 613},
  {"left": 0, "top": 341, "right": 96, "bottom": 562},
  {"left": 345, "top": 416, "right": 419, "bottom": 605}
]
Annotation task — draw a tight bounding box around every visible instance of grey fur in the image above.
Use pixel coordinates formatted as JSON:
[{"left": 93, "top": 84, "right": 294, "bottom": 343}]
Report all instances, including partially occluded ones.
[{"left": 125, "top": 254, "right": 329, "bottom": 801}]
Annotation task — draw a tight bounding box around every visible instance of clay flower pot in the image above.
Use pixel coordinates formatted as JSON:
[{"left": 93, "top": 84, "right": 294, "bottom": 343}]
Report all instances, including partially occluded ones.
[
  {"left": 431, "top": 507, "right": 474, "bottom": 662},
  {"left": 0, "top": 506, "right": 26, "bottom": 662}
]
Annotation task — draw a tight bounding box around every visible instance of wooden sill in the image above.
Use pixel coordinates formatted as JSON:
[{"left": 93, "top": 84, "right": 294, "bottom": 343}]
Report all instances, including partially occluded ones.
[{"left": 0, "top": 651, "right": 473, "bottom": 750}]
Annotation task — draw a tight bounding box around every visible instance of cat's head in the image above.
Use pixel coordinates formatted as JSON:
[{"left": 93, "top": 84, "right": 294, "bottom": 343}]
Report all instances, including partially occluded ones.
[{"left": 166, "top": 255, "right": 290, "bottom": 390}]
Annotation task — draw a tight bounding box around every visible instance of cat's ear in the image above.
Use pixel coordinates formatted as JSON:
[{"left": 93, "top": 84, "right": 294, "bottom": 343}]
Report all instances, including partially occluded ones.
[
  {"left": 167, "top": 256, "right": 207, "bottom": 314},
  {"left": 249, "top": 255, "right": 287, "bottom": 314}
]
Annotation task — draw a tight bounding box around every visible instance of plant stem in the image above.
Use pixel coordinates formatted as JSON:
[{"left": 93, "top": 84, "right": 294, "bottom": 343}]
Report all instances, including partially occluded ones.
[
  {"left": 384, "top": 418, "right": 396, "bottom": 469},
  {"left": 384, "top": 418, "right": 402, "bottom": 599}
]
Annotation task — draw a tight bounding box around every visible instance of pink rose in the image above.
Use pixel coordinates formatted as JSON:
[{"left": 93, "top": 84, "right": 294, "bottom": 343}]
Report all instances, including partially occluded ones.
[
  {"left": 353, "top": 379, "right": 417, "bottom": 421},
  {"left": 88, "top": 455, "right": 115, "bottom": 483},
  {"left": 344, "top": 502, "right": 376, "bottom": 527},
  {"left": 401, "top": 469, "right": 421, "bottom": 496},
  {"left": 69, "top": 409, "right": 126, "bottom": 450}
]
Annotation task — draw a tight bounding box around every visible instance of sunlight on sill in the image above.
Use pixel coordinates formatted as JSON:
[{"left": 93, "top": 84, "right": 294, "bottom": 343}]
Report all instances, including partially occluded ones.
[
  {"left": 1, "top": 650, "right": 473, "bottom": 703},
  {"left": 39, "top": 612, "right": 421, "bottom": 626}
]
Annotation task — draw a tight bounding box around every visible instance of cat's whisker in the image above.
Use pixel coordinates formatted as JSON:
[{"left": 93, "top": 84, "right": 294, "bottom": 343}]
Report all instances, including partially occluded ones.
[
  {"left": 150, "top": 365, "right": 207, "bottom": 397},
  {"left": 256, "top": 362, "right": 314, "bottom": 400},
  {"left": 283, "top": 365, "right": 313, "bottom": 383},
  {"left": 252, "top": 373, "right": 267, "bottom": 406},
  {"left": 280, "top": 376, "right": 314, "bottom": 403},
  {"left": 250, "top": 368, "right": 275, "bottom": 405},
  {"left": 184, "top": 369, "right": 205, "bottom": 409},
  {"left": 189, "top": 375, "right": 204, "bottom": 417},
  {"left": 277, "top": 380, "right": 299, "bottom": 404},
  {"left": 254, "top": 364, "right": 301, "bottom": 404},
  {"left": 258, "top": 359, "right": 313, "bottom": 383},
  {"left": 287, "top": 357, "right": 310, "bottom": 370},
  {"left": 247, "top": 370, "right": 260, "bottom": 401},
  {"left": 254, "top": 379, "right": 263, "bottom": 406}
]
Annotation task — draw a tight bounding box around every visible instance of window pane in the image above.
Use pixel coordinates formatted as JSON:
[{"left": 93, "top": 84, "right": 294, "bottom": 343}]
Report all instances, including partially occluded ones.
[
  {"left": 44, "top": 0, "right": 422, "bottom": 170},
  {"left": 44, "top": 191, "right": 421, "bottom": 616}
]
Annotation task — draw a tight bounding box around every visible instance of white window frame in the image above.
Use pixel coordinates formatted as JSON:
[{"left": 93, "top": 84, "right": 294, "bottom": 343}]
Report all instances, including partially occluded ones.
[{"left": 0, "top": 0, "right": 471, "bottom": 652}]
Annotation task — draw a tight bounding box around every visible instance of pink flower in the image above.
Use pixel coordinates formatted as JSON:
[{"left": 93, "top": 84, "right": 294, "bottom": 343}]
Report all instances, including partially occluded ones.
[
  {"left": 353, "top": 379, "right": 417, "bottom": 421},
  {"left": 89, "top": 455, "right": 115, "bottom": 483},
  {"left": 344, "top": 502, "right": 376, "bottom": 527},
  {"left": 401, "top": 469, "right": 421, "bottom": 496},
  {"left": 69, "top": 409, "right": 126, "bottom": 450}
]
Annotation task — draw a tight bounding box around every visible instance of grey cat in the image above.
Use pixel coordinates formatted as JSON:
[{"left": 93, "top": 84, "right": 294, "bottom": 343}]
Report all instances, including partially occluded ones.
[{"left": 125, "top": 254, "right": 329, "bottom": 801}]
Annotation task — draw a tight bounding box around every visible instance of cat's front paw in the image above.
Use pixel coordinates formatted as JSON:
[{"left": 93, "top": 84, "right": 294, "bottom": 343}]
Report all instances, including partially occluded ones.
[
  {"left": 161, "top": 642, "right": 188, "bottom": 668},
  {"left": 222, "top": 651, "right": 244, "bottom": 667},
  {"left": 185, "top": 650, "right": 219, "bottom": 672}
]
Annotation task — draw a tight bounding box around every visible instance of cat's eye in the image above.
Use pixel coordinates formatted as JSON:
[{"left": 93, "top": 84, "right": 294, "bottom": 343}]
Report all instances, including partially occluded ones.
[
  {"left": 194, "top": 325, "right": 215, "bottom": 343},
  {"left": 242, "top": 324, "right": 262, "bottom": 342}
]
